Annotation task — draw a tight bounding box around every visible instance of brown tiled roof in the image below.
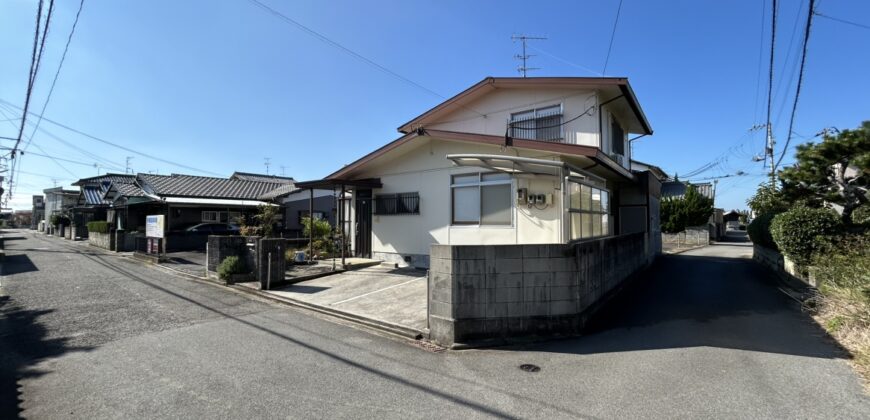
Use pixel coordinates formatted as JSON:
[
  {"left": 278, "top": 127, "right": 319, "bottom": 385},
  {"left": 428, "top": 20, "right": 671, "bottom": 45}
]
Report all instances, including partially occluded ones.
[{"left": 137, "top": 173, "right": 282, "bottom": 200}]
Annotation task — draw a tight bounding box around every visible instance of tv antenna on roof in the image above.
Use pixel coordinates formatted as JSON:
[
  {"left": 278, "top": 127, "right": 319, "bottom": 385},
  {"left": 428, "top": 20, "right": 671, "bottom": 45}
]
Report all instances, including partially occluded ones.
[
  {"left": 511, "top": 34, "right": 547, "bottom": 77},
  {"left": 264, "top": 158, "right": 271, "bottom": 175}
]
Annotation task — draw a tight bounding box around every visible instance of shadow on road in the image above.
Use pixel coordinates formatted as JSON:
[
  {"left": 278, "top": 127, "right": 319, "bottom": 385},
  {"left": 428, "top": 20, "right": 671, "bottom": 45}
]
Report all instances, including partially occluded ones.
[
  {"left": 0, "top": 296, "right": 93, "bottom": 419},
  {"left": 524, "top": 250, "right": 846, "bottom": 360},
  {"left": 1, "top": 255, "right": 38, "bottom": 276}
]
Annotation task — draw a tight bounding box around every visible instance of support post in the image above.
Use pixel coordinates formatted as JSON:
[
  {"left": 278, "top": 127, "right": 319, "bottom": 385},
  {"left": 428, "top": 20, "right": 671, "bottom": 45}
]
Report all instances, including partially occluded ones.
[
  {"left": 341, "top": 184, "right": 346, "bottom": 267},
  {"left": 308, "top": 188, "right": 314, "bottom": 263}
]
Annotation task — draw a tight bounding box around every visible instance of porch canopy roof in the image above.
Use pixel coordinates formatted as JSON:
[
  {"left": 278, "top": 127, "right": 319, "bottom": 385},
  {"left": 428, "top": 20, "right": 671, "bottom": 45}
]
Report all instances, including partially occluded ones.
[
  {"left": 446, "top": 154, "right": 607, "bottom": 183},
  {"left": 293, "top": 178, "right": 382, "bottom": 190}
]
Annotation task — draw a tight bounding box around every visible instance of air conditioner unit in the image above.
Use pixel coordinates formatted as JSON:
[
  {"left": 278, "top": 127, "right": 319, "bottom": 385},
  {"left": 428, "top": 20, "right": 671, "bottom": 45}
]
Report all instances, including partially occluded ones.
[{"left": 611, "top": 153, "right": 625, "bottom": 166}]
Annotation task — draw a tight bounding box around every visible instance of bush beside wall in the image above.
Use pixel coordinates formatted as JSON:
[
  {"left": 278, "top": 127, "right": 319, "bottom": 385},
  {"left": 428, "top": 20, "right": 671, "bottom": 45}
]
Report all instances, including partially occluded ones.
[
  {"left": 770, "top": 207, "right": 841, "bottom": 266},
  {"left": 87, "top": 221, "right": 109, "bottom": 234},
  {"left": 747, "top": 213, "right": 778, "bottom": 250}
]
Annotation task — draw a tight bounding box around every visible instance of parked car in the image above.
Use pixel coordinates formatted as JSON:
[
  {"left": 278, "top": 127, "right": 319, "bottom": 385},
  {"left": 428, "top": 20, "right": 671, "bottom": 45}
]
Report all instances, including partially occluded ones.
[{"left": 179, "top": 223, "right": 240, "bottom": 235}]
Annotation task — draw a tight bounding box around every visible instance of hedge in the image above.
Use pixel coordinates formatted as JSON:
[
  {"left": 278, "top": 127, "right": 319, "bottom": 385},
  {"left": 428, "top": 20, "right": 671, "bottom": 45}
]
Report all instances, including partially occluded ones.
[
  {"left": 747, "top": 213, "right": 778, "bottom": 250},
  {"left": 86, "top": 221, "right": 110, "bottom": 234},
  {"left": 770, "top": 206, "right": 842, "bottom": 265}
]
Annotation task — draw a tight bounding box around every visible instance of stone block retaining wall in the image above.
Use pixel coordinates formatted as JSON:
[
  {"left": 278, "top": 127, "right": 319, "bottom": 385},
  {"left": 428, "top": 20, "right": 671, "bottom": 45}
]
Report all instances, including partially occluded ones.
[
  {"left": 88, "top": 231, "right": 114, "bottom": 250},
  {"left": 428, "top": 232, "right": 652, "bottom": 347},
  {"left": 661, "top": 226, "right": 709, "bottom": 247},
  {"left": 753, "top": 244, "right": 816, "bottom": 287}
]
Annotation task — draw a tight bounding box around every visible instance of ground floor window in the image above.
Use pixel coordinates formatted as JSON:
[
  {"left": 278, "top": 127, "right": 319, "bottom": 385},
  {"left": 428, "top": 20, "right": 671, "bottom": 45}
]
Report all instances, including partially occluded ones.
[
  {"left": 568, "top": 180, "right": 610, "bottom": 240},
  {"left": 202, "top": 211, "right": 242, "bottom": 224},
  {"left": 451, "top": 172, "right": 512, "bottom": 225}
]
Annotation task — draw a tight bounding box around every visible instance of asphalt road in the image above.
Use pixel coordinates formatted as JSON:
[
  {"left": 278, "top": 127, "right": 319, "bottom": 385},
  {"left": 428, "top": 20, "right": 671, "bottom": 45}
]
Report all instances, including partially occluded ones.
[{"left": 1, "top": 229, "right": 867, "bottom": 419}]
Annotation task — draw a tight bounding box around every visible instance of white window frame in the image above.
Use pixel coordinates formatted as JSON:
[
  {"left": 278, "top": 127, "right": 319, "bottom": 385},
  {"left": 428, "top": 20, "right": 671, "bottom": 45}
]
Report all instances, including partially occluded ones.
[
  {"left": 450, "top": 172, "right": 514, "bottom": 227},
  {"left": 202, "top": 211, "right": 219, "bottom": 222},
  {"left": 509, "top": 104, "right": 564, "bottom": 140},
  {"left": 567, "top": 177, "right": 611, "bottom": 241}
]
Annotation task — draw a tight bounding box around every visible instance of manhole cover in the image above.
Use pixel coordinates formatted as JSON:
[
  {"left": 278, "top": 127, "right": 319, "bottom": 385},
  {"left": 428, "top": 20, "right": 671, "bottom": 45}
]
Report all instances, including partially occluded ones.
[{"left": 519, "top": 364, "right": 541, "bottom": 372}]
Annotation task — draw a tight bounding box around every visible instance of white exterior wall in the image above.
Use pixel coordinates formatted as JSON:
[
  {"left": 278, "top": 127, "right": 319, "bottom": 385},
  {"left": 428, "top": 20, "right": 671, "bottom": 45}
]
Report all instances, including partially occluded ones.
[
  {"left": 354, "top": 139, "right": 564, "bottom": 257},
  {"left": 427, "top": 88, "right": 601, "bottom": 148}
]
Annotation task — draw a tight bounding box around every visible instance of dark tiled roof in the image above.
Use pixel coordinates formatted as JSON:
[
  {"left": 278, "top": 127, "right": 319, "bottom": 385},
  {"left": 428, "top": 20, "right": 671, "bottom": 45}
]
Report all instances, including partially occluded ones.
[
  {"left": 72, "top": 173, "right": 137, "bottom": 186},
  {"left": 82, "top": 186, "right": 109, "bottom": 205},
  {"left": 230, "top": 172, "right": 295, "bottom": 184},
  {"left": 114, "top": 182, "right": 148, "bottom": 198},
  {"left": 258, "top": 184, "right": 300, "bottom": 200},
  {"left": 661, "top": 181, "right": 714, "bottom": 200},
  {"left": 138, "top": 174, "right": 282, "bottom": 200}
]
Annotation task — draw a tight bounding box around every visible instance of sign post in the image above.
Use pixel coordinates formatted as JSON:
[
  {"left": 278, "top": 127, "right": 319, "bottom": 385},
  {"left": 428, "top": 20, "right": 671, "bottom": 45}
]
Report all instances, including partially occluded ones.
[{"left": 145, "top": 215, "right": 165, "bottom": 257}]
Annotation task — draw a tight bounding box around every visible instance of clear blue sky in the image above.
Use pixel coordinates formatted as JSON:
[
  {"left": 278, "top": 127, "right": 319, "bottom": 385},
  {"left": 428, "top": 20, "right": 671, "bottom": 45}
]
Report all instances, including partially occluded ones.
[{"left": 1, "top": 0, "right": 868, "bottom": 211}]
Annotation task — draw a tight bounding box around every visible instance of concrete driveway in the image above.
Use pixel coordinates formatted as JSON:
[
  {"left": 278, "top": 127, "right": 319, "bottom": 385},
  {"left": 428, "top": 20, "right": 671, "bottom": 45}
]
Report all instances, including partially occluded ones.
[{"left": 265, "top": 266, "right": 428, "bottom": 332}]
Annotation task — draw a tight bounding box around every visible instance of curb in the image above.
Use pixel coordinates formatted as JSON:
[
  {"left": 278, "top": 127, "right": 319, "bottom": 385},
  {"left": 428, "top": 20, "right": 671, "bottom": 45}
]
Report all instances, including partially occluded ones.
[
  {"left": 28, "top": 231, "right": 435, "bottom": 346},
  {"left": 229, "top": 284, "right": 428, "bottom": 341}
]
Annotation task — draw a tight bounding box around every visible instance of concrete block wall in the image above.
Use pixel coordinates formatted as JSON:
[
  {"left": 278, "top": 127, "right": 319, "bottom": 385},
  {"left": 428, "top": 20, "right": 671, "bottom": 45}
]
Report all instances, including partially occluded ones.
[
  {"left": 429, "top": 232, "right": 651, "bottom": 347},
  {"left": 206, "top": 236, "right": 249, "bottom": 273},
  {"left": 257, "top": 238, "right": 286, "bottom": 290}
]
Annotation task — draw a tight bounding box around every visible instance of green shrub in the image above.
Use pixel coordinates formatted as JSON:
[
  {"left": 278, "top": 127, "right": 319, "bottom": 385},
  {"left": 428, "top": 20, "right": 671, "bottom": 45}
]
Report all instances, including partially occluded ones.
[
  {"left": 49, "top": 214, "right": 70, "bottom": 226},
  {"left": 86, "top": 221, "right": 110, "bottom": 234},
  {"left": 217, "top": 256, "right": 246, "bottom": 280},
  {"left": 853, "top": 205, "right": 870, "bottom": 226},
  {"left": 771, "top": 207, "right": 842, "bottom": 265},
  {"left": 747, "top": 213, "right": 778, "bottom": 250},
  {"left": 811, "top": 232, "right": 870, "bottom": 300},
  {"left": 660, "top": 185, "right": 715, "bottom": 233}
]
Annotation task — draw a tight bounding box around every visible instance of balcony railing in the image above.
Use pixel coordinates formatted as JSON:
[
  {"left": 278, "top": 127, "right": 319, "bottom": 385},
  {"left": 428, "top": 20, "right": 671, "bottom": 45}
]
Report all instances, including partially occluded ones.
[{"left": 508, "top": 113, "right": 564, "bottom": 142}]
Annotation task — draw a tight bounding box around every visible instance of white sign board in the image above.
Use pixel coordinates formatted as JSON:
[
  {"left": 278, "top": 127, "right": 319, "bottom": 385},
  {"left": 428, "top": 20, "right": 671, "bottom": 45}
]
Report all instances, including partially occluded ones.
[{"left": 146, "top": 215, "right": 165, "bottom": 238}]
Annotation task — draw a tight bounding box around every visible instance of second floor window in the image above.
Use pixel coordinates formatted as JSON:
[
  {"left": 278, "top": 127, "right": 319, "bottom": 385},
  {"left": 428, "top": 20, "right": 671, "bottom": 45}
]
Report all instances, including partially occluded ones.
[{"left": 509, "top": 104, "right": 563, "bottom": 141}]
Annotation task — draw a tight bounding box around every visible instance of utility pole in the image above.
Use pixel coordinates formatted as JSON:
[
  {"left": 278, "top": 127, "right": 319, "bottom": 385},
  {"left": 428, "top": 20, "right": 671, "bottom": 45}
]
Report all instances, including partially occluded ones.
[
  {"left": 766, "top": 124, "right": 776, "bottom": 186},
  {"left": 264, "top": 158, "right": 271, "bottom": 175},
  {"left": 125, "top": 156, "right": 134, "bottom": 174},
  {"left": 511, "top": 34, "right": 546, "bottom": 77}
]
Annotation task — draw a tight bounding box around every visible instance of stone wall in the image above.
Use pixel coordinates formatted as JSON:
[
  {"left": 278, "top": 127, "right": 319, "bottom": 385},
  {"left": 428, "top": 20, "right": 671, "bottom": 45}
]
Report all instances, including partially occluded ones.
[
  {"left": 661, "top": 226, "right": 709, "bottom": 247},
  {"left": 428, "top": 232, "right": 652, "bottom": 347},
  {"left": 88, "top": 231, "right": 114, "bottom": 250},
  {"left": 752, "top": 244, "right": 816, "bottom": 287}
]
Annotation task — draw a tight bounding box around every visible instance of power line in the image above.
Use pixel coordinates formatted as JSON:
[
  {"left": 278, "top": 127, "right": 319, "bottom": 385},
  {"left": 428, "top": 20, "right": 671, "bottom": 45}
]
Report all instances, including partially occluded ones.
[
  {"left": 23, "top": 0, "right": 86, "bottom": 154},
  {"left": 775, "top": 0, "right": 816, "bottom": 171},
  {"left": 0, "top": 99, "right": 223, "bottom": 177},
  {"left": 764, "top": 0, "right": 778, "bottom": 184},
  {"left": 813, "top": 10, "right": 870, "bottom": 30},
  {"left": 602, "top": 0, "right": 624, "bottom": 75},
  {"left": 244, "top": 0, "right": 484, "bottom": 117},
  {"left": 527, "top": 45, "right": 603, "bottom": 77}
]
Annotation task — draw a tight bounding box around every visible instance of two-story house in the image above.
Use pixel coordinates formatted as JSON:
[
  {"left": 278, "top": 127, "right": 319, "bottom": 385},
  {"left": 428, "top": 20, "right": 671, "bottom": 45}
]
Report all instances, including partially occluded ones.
[{"left": 296, "top": 77, "right": 661, "bottom": 268}]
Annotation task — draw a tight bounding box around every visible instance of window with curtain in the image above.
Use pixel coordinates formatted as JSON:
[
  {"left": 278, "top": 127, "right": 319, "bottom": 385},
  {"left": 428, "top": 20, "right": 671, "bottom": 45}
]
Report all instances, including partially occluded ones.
[
  {"left": 568, "top": 180, "right": 611, "bottom": 240},
  {"left": 451, "top": 172, "right": 512, "bottom": 226},
  {"left": 374, "top": 192, "right": 420, "bottom": 215}
]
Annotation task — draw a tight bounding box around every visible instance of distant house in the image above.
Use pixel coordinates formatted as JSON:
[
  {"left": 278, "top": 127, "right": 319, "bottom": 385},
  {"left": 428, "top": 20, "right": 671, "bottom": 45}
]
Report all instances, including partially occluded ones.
[
  {"left": 661, "top": 180, "right": 714, "bottom": 201},
  {"left": 31, "top": 195, "right": 45, "bottom": 230},
  {"left": 296, "top": 76, "right": 663, "bottom": 268}
]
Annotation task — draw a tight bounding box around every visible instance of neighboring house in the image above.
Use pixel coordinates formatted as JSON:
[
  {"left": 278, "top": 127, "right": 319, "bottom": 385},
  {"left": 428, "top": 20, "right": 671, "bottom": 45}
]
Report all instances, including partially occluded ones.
[
  {"left": 31, "top": 195, "right": 44, "bottom": 230},
  {"left": 69, "top": 172, "right": 309, "bottom": 251},
  {"left": 70, "top": 173, "right": 138, "bottom": 238},
  {"left": 661, "top": 180, "right": 714, "bottom": 201},
  {"left": 43, "top": 187, "right": 78, "bottom": 217},
  {"left": 296, "top": 76, "right": 662, "bottom": 268},
  {"left": 630, "top": 159, "right": 668, "bottom": 181}
]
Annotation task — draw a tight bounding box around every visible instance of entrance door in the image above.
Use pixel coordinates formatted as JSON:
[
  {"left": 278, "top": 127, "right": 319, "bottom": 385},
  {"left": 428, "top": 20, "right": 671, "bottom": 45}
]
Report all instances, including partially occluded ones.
[{"left": 355, "top": 189, "right": 373, "bottom": 258}]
